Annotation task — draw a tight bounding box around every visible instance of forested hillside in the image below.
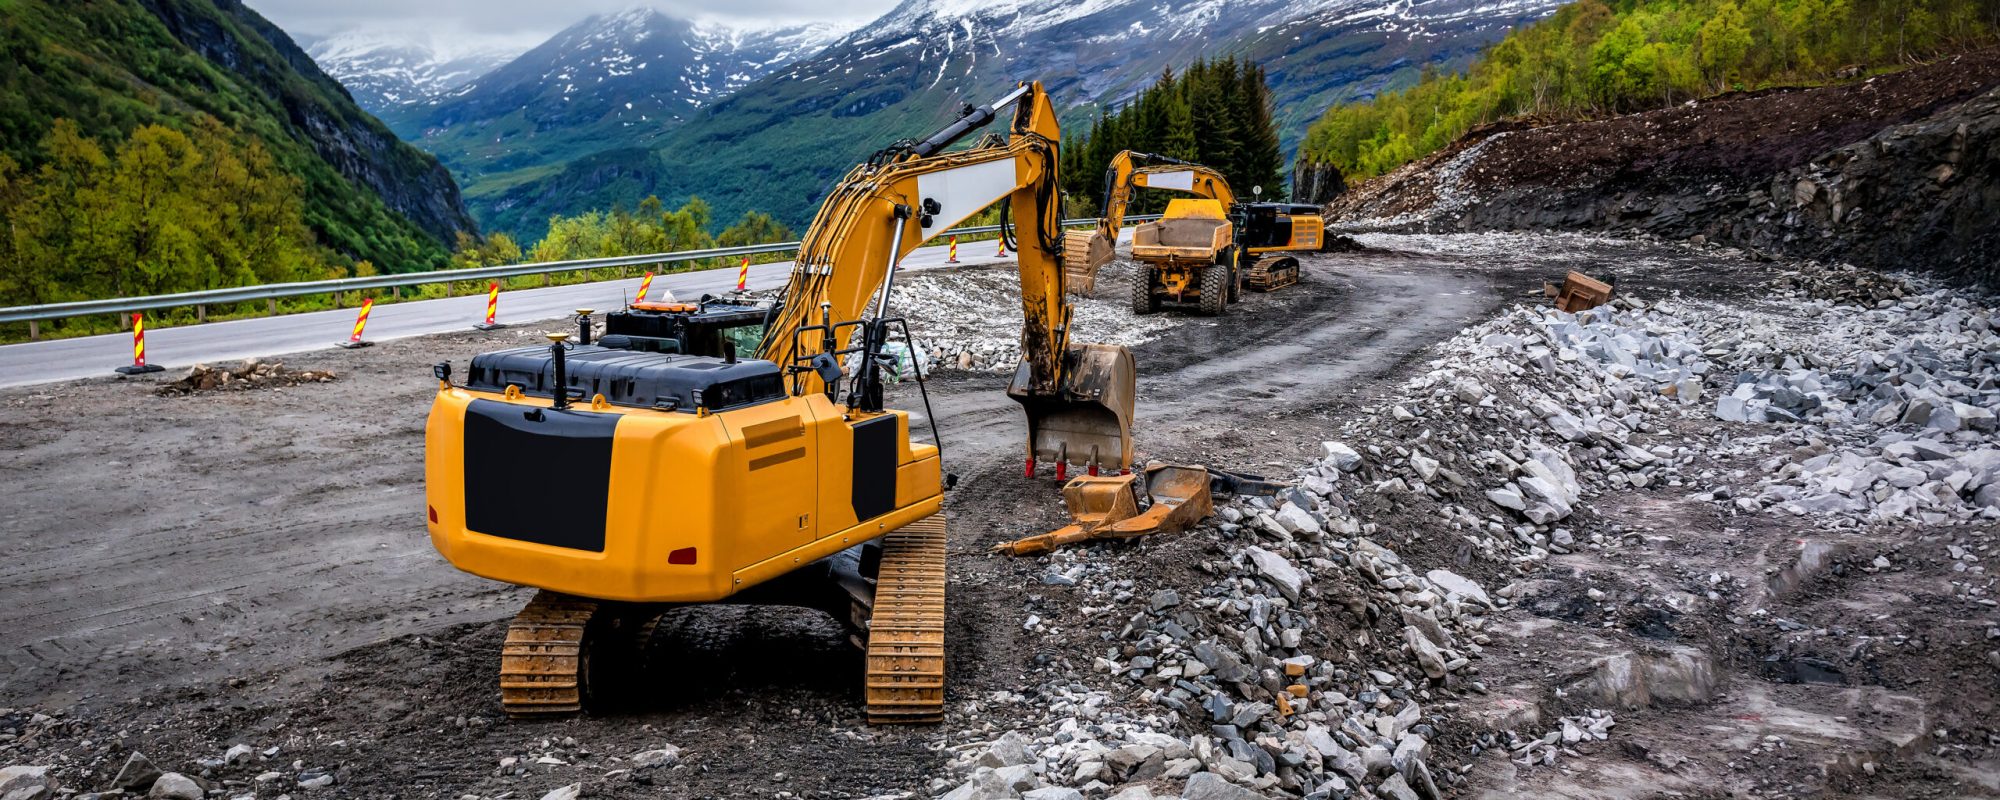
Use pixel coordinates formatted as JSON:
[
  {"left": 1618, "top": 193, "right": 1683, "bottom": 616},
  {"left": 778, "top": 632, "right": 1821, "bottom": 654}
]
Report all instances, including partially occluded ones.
[
  {"left": 0, "top": 0, "right": 475, "bottom": 310},
  {"left": 1299, "top": 0, "right": 2000, "bottom": 181},
  {"left": 1060, "top": 60, "right": 1289, "bottom": 212}
]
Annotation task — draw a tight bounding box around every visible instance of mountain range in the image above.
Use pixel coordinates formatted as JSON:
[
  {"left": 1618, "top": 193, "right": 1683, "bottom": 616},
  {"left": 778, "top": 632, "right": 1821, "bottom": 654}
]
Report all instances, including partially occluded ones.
[
  {"left": 0, "top": 0, "right": 475, "bottom": 271},
  {"left": 308, "top": 0, "right": 1564, "bottom": 240}
]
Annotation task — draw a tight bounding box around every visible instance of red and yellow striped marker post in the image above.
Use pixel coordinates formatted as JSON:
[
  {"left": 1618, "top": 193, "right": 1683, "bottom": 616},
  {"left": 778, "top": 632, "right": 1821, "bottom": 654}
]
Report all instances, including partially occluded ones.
[
  {"left": 339, "top": 298, "right": 375, "bottom": 349},
  {"left": 114, "top": 312, "right": 164, "bottom": 375},
  {"left": 997, "top": 236, "right": 1008, "bottom": 257},
  {"left": 474, "top": 281, "right": 506, "bottom": 330},
  {"left": 636, "top": 271, "right": 655, "bottom": 303},
  {"left": 735, "top": 257, "right": 750, "bottom": 292},
  {"left": 947, "top": 236, "right": 959, "bottom": 263}
]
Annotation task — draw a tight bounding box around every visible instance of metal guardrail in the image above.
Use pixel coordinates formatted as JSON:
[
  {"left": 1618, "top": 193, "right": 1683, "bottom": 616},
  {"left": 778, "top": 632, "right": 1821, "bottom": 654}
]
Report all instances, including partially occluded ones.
[{"left": 0, "top": 215, "right": 1162, "bottom": 326}]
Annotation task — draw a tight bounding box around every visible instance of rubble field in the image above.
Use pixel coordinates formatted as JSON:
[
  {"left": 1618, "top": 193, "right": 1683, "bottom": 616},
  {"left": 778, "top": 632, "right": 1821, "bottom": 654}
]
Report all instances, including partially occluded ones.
[{"left": 1, "top": 236, "right": 1993, "bottom": 800}]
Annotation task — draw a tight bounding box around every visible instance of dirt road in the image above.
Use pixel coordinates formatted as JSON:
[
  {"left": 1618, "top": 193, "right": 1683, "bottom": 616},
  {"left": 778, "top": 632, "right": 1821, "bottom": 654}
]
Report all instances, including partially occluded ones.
[{"left": 0, "top": 235, "right": 1758, "bottom": 797}]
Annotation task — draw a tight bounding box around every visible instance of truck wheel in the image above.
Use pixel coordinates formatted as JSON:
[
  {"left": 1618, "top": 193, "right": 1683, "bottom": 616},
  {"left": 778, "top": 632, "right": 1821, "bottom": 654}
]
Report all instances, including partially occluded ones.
[
  {"left": 1130, "top": 267, "right": 1158, "bottom": 315},
  {"left": 1198, "top": 265, "right": 1228, "bottom": 316},
  {"left": 1220, "top": 247, "right": 1242, "bottom": 303}
]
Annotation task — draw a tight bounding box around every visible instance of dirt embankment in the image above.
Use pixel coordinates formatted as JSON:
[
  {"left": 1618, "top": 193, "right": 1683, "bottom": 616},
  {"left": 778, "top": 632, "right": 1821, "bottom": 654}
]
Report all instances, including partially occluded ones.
[{"left": 1327, "top": 49, "right": 2000, "bottom": 283}]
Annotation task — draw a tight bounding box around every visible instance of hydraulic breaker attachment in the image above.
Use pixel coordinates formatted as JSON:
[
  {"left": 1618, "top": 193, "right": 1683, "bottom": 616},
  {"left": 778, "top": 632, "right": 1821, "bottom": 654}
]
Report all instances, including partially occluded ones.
[
  {"left": 1009, "top": 343, "right": 1136, "bottom": 474},
  {"left": 1545, "top": 270, "right": 1615, "bottom": 313},
  {"left": 1063, "top": 230, "right": 1116, "bottom": 295},
  {"left": 993, "top": 463, "right": 1215, "bottom": 556}
]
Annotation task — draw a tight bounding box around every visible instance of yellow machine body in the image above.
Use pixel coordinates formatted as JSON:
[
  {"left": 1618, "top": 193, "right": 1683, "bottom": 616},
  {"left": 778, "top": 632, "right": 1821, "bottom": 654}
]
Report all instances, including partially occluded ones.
[{"left": 425, "top": 387, "right": 941, "bottom": 604}]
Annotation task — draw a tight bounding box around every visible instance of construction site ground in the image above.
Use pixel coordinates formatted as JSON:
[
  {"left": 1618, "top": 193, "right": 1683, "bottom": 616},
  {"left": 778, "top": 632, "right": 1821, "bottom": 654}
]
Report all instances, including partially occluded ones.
[{"left": 2, "top": 236, "right": 1989, "bottom": 798}]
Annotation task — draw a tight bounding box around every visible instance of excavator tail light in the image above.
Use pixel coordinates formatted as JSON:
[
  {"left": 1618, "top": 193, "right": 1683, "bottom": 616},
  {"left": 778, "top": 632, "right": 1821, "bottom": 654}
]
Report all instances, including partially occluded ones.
[
  {"left": 428, "top": 505, "right": 439, "bottom": 524},
  {"left": 668, "top": 547, "right": 698, "bottom": 565}
]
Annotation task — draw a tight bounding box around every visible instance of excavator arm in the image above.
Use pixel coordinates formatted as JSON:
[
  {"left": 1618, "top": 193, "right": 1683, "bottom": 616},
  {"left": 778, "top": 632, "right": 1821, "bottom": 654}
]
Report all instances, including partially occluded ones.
[
  {"left": 1064, "top": 150, "right": 1234, "bottom": 293},
  {"left": 756, "top": 82, "right": 1136, "bottom": 473}
]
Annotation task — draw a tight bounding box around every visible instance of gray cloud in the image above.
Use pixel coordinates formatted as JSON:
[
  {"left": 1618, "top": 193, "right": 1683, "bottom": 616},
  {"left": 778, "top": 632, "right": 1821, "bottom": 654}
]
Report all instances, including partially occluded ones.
[{"left": 247, "top": 0, "right": 896, "bottom": 38}]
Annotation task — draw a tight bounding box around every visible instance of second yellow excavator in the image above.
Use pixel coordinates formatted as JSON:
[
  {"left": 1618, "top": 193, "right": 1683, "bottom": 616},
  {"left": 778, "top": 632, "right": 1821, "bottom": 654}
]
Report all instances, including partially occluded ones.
[
  {"left": 1064, "top": 150, "right": 1330, "bottom": 315},
  {"left": 422, "top": 82, "right": 1134, "bottom": 725}
]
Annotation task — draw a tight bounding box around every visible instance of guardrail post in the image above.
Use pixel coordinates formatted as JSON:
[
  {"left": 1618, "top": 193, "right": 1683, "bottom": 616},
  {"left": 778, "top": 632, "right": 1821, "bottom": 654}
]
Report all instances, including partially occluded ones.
[
  {"left": 28, "top": 320, "right": 38, "bottom": 341},
  {"left": 268, "top": 298, "right": 277, "bottom": 316},
  {"left": 197, "top": 304, "right": 206, "bottom": 324}
]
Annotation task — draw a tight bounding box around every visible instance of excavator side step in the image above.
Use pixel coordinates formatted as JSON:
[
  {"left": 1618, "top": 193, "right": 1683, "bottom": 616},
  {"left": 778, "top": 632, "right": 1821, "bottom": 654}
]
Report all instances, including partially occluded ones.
[
  {"left": 1244, "top": 256, "right": 1300, "bottom": 292},
  {"left": 499, "top": 591, "right": 597, "bottom": 717},
  {"left": 863, "top": 514, "right": 948, "bottom": 724}
]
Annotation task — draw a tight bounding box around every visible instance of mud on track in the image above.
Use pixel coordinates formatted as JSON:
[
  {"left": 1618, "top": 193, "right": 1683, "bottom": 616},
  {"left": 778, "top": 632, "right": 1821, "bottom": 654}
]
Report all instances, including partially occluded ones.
[{"left": 0, "top": 235, "right": 1725, "bottom": 797}]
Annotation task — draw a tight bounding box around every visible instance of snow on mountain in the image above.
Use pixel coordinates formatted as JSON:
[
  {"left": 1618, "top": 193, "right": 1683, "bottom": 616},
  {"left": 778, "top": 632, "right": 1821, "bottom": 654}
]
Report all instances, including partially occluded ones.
[
  {"left": 379, "top": 7, "right": 851, "bottom": 185},
  {"left": 303, "top": 30, "right": 531, "bottom": 113}
]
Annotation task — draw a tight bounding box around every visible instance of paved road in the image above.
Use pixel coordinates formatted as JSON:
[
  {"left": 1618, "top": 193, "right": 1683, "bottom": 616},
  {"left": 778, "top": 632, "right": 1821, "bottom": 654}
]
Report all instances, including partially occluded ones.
[{"left": 0, "top": 236, "right": 1060, "bottom": 388}]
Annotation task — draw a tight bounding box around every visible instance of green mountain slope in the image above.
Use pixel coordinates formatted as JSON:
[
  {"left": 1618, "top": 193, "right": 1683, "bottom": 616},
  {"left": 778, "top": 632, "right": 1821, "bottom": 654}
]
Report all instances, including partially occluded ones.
[
  {"left": 1299, "top": 0, "right": 2000, "bottom": 181},
  {"left": 0, "top": 0, "right": 476, "bottom": 273}
]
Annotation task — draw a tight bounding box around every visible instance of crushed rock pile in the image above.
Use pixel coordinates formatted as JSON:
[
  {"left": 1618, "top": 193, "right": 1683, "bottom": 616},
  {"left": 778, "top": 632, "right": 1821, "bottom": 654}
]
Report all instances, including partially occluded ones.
[
  {"left": 941, "top": 258, "right": 1996, "bottom": 800},
  {"left": 154, "top": 361, "right": 335, "bottom": 396},
  {"left": 891, "top": 264, "right": 1182, "bottom": 372}
]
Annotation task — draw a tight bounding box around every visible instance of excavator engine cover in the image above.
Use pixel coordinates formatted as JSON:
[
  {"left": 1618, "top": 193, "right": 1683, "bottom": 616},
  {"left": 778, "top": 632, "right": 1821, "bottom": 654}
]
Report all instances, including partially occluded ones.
[{"left": 1007, "top": 343, "right": 1136, "bottom": 471}]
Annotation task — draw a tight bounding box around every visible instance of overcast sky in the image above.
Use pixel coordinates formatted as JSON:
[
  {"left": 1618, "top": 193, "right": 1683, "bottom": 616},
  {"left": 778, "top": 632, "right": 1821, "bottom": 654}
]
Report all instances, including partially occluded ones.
[{"left": 247, "top": 0, "right": 899, "bottom": 40}]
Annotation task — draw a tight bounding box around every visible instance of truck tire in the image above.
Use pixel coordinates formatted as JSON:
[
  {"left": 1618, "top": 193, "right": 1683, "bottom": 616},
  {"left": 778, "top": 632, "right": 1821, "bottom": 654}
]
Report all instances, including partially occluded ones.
[
  {"left": 1198, "top": 264, "right": 1228, "bottom": 316},
  {"left": 1219, "top": 247, "right": 1242, "bottom": 303},
  {"left": 1130, "top": 266, "right": 1158, "bottom": 315}
]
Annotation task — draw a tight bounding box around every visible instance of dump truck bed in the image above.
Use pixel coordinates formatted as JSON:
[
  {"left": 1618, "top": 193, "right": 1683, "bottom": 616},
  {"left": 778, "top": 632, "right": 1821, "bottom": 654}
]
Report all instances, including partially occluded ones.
[{"left": 1132, "top": 216, "right": 1230, "bottom": 263}]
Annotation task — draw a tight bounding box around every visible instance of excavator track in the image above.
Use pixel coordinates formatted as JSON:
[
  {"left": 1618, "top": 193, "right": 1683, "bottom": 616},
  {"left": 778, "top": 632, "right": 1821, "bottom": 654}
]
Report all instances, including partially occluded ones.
[
  {"left": 1244, "top": 255, "right": 1300, "bottom": 292},
  {"left": 499, "top": 591, "right": 598, "bottom": 717},
  {"left": 863, "top": 514, "right": 948, "bottom": 724},
  {"left": 1063, "top": 230, "right": 1104, "bottom": 295}
]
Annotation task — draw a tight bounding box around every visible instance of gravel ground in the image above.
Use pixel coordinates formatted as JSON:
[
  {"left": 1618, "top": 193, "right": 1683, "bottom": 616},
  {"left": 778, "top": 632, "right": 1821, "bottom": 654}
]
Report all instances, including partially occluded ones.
[{"left": 2, "top": 236, "right": 1990, "bottom": 799}]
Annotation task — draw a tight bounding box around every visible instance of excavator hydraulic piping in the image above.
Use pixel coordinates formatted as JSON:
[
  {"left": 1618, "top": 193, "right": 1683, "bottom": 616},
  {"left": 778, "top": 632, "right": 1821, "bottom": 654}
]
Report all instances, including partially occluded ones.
[{"left": 910, "top": 84, "right": 1033, "bottom": 158}]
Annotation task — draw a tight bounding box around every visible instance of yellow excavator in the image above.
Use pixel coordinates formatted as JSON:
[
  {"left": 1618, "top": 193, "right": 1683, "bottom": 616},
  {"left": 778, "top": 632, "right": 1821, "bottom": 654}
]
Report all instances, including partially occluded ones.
[
  {"left": 1064, "top": 150, "right": 1328, "bottom": 315},
  {"left": 1062, "top": 151, "right": 1233, "bottom": 294},
  {"left": 422, "top": 82, "right": 1135, "bottom": 724}
]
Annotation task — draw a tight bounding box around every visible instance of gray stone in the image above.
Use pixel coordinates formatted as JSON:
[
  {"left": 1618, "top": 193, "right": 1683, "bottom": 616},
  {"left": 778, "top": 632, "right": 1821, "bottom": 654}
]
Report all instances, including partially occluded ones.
[
  {"left": 1149, "top": 589, "right": 1182, "bottom": 612},
  {"left": 296, "top": 774, "right": 335, "bottom": 790},
  {"left": 0, "top": 768, "right": 53, "bottom": 800},
  {"left": 1179, "top": 771, "right": 1262, "bottom": 800},
  {"left": 1193, "top": 642, "right": 1252, "bottom": 684},
  {"left": 632, "top": 746, "right": 681, "bottom": 769},
  {"left": 1409, "top": 455, "right": 1440, "bottom": 481},
  {"left": 1274, "top": 504, "right": 1321, "bottom": 536},
  {"left": 223, "top": 744, "right": 254, "bottom": 767},
  {"left": 1106, "top": 787, "right": 1157, "bottom": 800},
  {"left": 537, "top": 785, "right": 580, "bottom": 800},
  {"left": 941, "top": 769, "right": 1018, "bottom": 800},
  {"left": 1245, "top": 547, "right": 1304, "bottom": 600},
  {"left": 1378, "top": 773, "right": 1422, "bottom": 800},
  {"left": 978, "top": 732, "right": 1034, "bottom": 769},
  {"left": 111, "top": 753, "right": 162, "bottom": 792},
  {"left": 1485, "top": 485, "right": 1527, "bottom": 512},
  {"left": 147, "top": 774, "right": 203, "bottom": 800},
  {"left": 1023, "top": 789, "right": 1085, "bottom": 800},
  {"left": 993, "top": 764, "right": 1039, "bottom": 793},
  {"left": 1322, "top": 442, "right": 1364, "bottom": 472},
  {"left": 1426, "top": 569, "right": 1492, "bottom": 607},
  {"left": 1404, "top": 626, "right": 1448, "bottom": 679}
]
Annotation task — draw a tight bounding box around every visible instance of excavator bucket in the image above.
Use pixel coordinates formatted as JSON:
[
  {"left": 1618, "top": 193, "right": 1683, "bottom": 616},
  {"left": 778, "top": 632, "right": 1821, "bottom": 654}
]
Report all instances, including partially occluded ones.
[
  {"left": 992, "top": 463, "right": 1215, "bottom": 555},
  {"left": 1063, "top": 229, "right": 1115, "bottom": 295},
  {"left": 1009, "top": 343, "right": 1136, "bottom": 474},
  {"left": 1545, "top": 270, "right": 1615, "bottom": 313},
  {"left": 1100, "top": 463, "right": 1214, "bottom": 537}
]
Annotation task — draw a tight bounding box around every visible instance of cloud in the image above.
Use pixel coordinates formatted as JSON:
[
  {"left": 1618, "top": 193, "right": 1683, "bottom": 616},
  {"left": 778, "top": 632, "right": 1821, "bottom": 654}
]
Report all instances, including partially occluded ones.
[{"left": 246, "top": 0, "right": 895, "bottom": 38}]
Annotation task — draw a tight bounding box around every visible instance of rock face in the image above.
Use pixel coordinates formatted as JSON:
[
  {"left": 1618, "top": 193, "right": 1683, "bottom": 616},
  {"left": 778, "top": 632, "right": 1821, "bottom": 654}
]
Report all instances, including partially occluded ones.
[
  {"left": 1328, "top": 50, "right": 2000, "bottom": 282},
  {"left": 1292, "top": 157, "right": 1347, "bottom": 207},
  {"left": 146, "top": 0, "right": 476, "bottom": 244}
]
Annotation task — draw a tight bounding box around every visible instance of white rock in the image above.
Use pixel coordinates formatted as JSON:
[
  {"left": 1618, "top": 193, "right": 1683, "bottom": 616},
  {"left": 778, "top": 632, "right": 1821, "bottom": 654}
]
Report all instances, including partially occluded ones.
[
  {"left": 1245, "top": 547, "right": 1304, "bottom": 600},
  {"left": 1426, "top": 569, "right": 1492, "bottom": 607}
]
